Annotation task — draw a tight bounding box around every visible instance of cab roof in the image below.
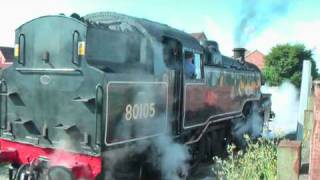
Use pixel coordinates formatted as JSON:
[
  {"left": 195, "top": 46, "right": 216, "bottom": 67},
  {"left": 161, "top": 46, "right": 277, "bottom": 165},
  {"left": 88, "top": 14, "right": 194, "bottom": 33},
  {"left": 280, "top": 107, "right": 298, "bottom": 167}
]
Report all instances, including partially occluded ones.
[{"left": 83, "top": 12, "right": 202, "bottom": 52}]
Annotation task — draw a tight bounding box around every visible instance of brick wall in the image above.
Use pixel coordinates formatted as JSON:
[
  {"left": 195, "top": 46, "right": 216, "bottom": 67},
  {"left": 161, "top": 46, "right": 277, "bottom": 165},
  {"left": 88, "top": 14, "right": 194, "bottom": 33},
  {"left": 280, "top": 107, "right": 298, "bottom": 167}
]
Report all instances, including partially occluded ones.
[
  {"left": 310, "top": 81, "right": 320, "bottom": 179},
  {"left": 246, "top": 50, "right": 265, "bottom": 70}
]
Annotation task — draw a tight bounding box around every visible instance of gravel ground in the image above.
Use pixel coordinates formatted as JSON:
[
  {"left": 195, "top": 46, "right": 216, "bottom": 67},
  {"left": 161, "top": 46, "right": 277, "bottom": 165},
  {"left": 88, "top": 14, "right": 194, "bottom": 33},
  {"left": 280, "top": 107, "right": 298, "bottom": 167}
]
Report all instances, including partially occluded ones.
[
  {"left": 0, "top": 164, "right": 9, "bottom": 180},
  {"left": 188, "top": 163, "right": 216, "bottom": 180},
  {"left": 0, "top": 163, "right": 216, "bottom": 180}
]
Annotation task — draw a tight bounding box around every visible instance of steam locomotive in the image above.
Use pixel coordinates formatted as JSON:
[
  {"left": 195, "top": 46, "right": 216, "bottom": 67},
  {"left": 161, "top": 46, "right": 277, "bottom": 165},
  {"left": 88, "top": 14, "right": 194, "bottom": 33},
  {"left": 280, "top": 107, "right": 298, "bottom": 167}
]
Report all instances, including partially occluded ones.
[{"left": 0, "top": 12, "right": 271, "bottom": 179}]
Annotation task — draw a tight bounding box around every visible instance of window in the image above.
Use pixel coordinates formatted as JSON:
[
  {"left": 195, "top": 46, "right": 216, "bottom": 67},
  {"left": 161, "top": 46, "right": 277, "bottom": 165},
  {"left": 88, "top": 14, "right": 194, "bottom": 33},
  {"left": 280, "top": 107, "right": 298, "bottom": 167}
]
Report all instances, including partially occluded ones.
[
  {"left": 183, "top": 51, "right": 202, "bottom": 79},
  {"left": 86, "top": 27, "right": 153, "bottom": 73},
  {"left": 162, "top": 37, "right": 182, "bottom": 70},
  {"left": 194, "top": 53, "right": 201, "bottom": 79},
  {"left": 183, "top": 51, "right": 195, "bottom": 79},
  {"left": 87, "top": 29, "right": 142, "bottom": 64}
]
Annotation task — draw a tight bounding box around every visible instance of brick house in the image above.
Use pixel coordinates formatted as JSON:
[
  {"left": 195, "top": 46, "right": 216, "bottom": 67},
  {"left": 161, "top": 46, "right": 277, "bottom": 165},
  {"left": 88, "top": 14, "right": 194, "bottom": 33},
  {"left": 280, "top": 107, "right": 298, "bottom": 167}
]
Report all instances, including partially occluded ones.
[
  {"left": 245, "top": 50, "right": 265, "bottom": 70},
  {"left": 0, "top": 47, "right": 14, "bottom": 69}
]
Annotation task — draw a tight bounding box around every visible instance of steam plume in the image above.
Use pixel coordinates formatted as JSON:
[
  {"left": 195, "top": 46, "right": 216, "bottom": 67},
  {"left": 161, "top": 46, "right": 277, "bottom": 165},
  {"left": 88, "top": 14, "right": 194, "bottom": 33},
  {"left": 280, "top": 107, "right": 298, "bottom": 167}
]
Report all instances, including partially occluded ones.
[
  {"left": 234, "top": 0, "right": 293, "bottom": 47},
  {"left": 103, "top": 134, "right": 190, "bottom": 180},
  {"left": 151, "top": 135, "right": 190, "bottom": 180},
  {"left": 231, "top": 103, "right": 264, "bottom": 146},
  {"left": 261, "top": 81, "right": 299, "bottom": 137}
]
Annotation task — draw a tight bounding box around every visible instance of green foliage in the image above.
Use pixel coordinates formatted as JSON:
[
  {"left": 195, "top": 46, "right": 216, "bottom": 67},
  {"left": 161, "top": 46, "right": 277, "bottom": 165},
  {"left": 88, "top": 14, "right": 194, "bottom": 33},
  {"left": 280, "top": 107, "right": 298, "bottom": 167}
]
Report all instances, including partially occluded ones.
[
  {"left": 213, "top": 135, "right": 277, "bottom": 180},
  {"left": 263, "top": 43, "right": 318, "bottom": 87}
]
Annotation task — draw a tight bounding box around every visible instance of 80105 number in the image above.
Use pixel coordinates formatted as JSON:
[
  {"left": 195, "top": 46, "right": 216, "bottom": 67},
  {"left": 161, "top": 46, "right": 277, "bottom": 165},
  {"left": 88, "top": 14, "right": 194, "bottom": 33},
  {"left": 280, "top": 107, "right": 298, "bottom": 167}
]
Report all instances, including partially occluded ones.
[{"left": 125, "top": 103, "right": 155, "bottom": 121}]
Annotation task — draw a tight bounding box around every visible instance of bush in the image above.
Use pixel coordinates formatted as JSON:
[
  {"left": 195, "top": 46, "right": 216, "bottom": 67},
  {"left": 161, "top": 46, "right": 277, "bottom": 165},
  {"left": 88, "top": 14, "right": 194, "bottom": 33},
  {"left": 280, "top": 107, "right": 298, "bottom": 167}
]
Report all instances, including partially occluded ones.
[
  {"left": 213, "top": 135, "right": 277, "bottom": 180},
  {"left": 263, "top": 43, "right": 318, "bottom": 88}
]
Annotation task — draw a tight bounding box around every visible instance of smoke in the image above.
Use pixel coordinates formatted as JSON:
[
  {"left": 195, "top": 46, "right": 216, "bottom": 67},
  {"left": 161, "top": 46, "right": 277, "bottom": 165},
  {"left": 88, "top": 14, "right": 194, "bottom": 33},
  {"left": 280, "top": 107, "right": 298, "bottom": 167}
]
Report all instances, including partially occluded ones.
[
  {"left": 231, "top": 81, "right": 299, "bottom": 143},
  {"left": 234, "top": 0, "right": 293, "bottom": 47},
  {"left": 261, "top": 81, "right": 300, "bottom": 137},
  {"left": 103, "top": 141, "right": 150, "bottom": 180},
  {"left": 103, "top": 133, "right": 190, "bottom": 180},
  {"left": 151, "top": 135, "right": 190, "bottom": 180},
  {"left": 231, "top": 103, "right": 264, "bottom": 146}
]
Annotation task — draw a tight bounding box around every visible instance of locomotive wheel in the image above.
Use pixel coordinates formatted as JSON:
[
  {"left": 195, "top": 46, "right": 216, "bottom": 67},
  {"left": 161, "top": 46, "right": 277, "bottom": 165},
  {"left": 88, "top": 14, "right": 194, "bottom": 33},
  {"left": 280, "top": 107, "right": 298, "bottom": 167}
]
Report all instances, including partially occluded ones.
[
  {"left": 231, "top": 103, "right": 264, "bottom": 148},
  {"left": 15, "top": 164, "right": 35, "bottom": 180},
  {"left": 205, "top": 134, "right": 213, "bottom": 160},
  {"left": 47, "top": 166, "right": 74, "bottom": 180},
  {"left": 196, "top": 128, "right": 229, "bottom": 162}
]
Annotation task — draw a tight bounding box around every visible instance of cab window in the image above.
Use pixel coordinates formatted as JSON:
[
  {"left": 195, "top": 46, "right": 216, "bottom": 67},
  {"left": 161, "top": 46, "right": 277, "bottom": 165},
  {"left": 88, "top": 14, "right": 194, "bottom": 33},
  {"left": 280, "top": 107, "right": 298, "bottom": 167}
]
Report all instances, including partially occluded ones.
[
  {"left": 183, "top": 51, "right": 195, "bottom": 79},
  {"left": 162, "top": 37, "right": 182, "bottom": 70},
  {"left": 183, "top": 51, "right": 202, "bottom": 80},
  {"left": 86, "top": 25, "right": 153, "bottom": 74},
  {"left": 194, "top": 53, "right": 201, "bottom": 79}
]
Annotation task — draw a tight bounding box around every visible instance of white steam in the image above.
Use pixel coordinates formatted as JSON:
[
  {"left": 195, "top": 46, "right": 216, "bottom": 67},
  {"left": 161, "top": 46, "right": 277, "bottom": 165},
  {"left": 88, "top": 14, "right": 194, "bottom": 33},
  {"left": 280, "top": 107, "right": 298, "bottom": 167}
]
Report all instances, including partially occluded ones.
[
  {"left": 103, "top": 134, "right": 190, "bottom": 180},
  {"left": 151, "top": 135, "right": 190, "bottom": 180},
  {"left": 261, "top": 81, "right": 299, "bottom": 136},
  {"left": 231, "top": 104, "right": 264, "bottom": 146}
]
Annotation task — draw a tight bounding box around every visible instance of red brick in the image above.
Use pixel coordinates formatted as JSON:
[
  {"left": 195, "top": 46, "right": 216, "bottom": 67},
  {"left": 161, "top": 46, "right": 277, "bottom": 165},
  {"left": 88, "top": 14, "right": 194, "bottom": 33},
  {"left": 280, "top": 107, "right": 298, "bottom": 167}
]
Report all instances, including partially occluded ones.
[
  {"left": 245, "top": 50, "right": 265, "bottom": 70},
  {"left": 309, "top": 81, "right": 320, "bottom": 179},
  {"left": 277, "top": 140, "right": 301, "bottom": 180}
]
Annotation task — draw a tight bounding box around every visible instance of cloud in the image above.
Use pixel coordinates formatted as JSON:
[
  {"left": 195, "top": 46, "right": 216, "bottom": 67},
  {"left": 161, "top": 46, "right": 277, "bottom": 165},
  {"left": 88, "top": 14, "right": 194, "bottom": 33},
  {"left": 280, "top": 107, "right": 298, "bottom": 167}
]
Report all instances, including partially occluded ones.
[
  {"left": 203, "top": 15, "right": 320, "bottom": 70},
  {"left": 204, "top": 17, "right": 234, "bottom": 56},
  {"left": 290, "top": 20, "right": 320, "bottom": 67},
  {"left": 290, "top": 20, "right": 320, "bottom": 50},
  {"left": 233, "top": 0, "right": 294, "bottom": 47},
  {"left": 245, "top": 19, "right": 320, "bottom": 61},
  {"left": 0, "top": 0, "right": 73, "bottom": 46}
]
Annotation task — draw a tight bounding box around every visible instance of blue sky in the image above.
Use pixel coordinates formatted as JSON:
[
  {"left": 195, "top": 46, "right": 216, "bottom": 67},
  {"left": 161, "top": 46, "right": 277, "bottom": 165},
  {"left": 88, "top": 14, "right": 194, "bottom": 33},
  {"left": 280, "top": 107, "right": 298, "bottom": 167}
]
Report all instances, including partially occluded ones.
[{"left": 1, "top": 0, "right": 319, "bottom": 59}]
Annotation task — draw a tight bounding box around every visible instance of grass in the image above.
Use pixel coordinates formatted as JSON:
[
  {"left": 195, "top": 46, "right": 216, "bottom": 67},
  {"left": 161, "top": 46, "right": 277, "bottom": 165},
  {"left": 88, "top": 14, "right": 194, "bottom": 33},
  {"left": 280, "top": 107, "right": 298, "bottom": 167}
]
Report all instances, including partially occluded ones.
[
  {"left": 212, "top": 94, "right": 314, "bottom": 180},
  {"left": 212, "top": 135, "right": 278, "bottom": 180}
]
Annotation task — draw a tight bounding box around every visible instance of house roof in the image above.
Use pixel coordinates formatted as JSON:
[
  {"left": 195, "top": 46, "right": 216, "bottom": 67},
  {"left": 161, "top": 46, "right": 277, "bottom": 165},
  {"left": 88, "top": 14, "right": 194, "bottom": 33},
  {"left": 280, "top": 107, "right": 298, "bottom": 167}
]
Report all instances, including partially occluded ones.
[
  {"left": 245, "top": 50, "right": 264, "bottom": 58},
  {"left": 0, "top": 47, "right": 14, "bottom": 62},
  {"left": 245, "top": 50, "right": 265, "bottom": 70},
  {"left": 190, "top": 32, "right": 208, "bottom": 41}
]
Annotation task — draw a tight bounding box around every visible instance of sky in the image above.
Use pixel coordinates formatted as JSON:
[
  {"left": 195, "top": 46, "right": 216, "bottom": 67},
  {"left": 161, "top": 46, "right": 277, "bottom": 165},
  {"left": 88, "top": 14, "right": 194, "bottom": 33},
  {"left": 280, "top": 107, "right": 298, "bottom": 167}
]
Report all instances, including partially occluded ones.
[{"left": 0, "top": 0, "right": 320, "bottom": 60}]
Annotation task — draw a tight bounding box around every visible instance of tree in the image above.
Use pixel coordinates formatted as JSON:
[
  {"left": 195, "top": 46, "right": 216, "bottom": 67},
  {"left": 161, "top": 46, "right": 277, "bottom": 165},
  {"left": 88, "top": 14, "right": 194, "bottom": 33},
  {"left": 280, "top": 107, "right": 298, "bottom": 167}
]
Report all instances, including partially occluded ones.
[{"left": 263, "top": 44, "right": 318, "bottom": 87}]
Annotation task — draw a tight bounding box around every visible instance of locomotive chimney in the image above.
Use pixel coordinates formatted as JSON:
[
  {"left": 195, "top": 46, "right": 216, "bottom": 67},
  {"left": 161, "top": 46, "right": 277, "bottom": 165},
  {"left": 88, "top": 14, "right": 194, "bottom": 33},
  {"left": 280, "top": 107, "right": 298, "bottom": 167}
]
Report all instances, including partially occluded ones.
[{"left": 233, "top": 48, "right": 246, "bottom": 63}]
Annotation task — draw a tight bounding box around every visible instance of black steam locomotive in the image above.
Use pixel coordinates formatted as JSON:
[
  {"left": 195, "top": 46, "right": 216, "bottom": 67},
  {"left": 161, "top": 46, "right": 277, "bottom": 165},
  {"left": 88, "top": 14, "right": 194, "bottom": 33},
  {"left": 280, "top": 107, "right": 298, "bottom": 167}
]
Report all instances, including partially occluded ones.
[{"left": 0, "top": 12, "right": 271, "bottom": 179}]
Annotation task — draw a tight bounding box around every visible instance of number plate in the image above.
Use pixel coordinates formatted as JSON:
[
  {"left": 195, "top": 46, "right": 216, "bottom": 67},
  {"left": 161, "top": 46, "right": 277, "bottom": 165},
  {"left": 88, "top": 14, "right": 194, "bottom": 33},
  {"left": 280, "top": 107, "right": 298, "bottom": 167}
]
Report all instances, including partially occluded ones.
[{"left": 105, "top": 81, "right": 168, "bottom": 146}]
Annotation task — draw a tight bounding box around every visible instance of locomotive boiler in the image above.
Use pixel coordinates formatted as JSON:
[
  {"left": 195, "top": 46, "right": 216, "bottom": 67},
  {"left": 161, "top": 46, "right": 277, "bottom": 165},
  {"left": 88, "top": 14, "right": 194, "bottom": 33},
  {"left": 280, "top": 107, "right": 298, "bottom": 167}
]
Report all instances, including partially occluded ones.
[{"left": 0, "top": 12, "right": 271, "bottom": 179}]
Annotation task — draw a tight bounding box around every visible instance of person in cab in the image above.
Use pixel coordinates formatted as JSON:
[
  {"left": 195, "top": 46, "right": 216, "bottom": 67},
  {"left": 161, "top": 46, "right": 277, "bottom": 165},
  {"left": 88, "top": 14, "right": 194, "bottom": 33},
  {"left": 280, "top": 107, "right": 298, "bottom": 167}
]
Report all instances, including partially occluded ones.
[{"left": 184, "top": 52, "right": 195, "bottom": 78}]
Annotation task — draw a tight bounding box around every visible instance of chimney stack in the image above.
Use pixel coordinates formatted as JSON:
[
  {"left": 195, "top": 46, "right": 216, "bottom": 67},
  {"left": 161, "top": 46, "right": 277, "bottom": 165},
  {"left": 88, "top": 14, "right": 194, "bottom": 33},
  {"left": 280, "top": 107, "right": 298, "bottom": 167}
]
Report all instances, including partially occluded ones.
[{"left": 233, "top": 48, "right": 246, "bottom": 63}]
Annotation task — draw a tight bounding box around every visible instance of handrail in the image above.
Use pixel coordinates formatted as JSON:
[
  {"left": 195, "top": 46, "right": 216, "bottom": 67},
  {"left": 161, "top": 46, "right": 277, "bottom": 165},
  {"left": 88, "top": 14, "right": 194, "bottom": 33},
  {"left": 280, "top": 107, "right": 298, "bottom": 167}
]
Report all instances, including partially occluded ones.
[
  {"left": 0, "top": 79, "right": 8, "bottom": 130},
  {"left": 72, "top": 30, "right": 80, "bottom": 65},
  {"left": 185, "top": 114, "right": 243, "bottom": 145},
  {"left": 15, "top": 68, "right": 81, "bottom": 74},
  {"left": 18, "top": 34, "right": 26, "bottom": 65},
  {"left": 95, "top": 84, "right": 103, "bottom": 145}
]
